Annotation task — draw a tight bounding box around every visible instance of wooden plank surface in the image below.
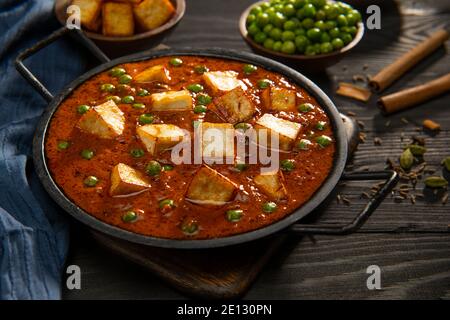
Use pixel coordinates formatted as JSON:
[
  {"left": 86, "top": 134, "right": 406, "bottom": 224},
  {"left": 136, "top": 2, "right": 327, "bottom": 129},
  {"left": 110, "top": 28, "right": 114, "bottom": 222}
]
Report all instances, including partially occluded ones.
[{"left": 63, "top": 0, "right": 450, "bottom": 299}]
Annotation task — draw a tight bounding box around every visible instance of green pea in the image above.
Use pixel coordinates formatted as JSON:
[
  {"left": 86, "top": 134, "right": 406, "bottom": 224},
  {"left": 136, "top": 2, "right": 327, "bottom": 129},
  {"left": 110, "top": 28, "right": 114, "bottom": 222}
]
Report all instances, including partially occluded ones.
[
  {"left": 281, "top": 41, "right": 296, "bottom": 54},
  {"left": 122, "top": 211, "right": 138, "bottom": 223},
  {"left": 197, "top": 94, "right": 212, "bottom": 105},
  {"left": 243, "top": 64, "right": 258, "bottom": 75},
  {"left": 109, "top": 67, "right": 126, "bottom": 77},
  {"left": 118, "top": 74, "right": 132, "bottom": 84},
  {"left": 100, "top": 83, "right": 115, "bottom": 92},
  {"left": 130, "top": 103, "right": 145, "bottom": 110},
  {"left": 194, "top": 65, "right": 209, "bottom": 74},
  {"left": 305, "top": 45, "right": 317, "bottom": 56},
  {"left": 325, "top": 3, "right": 340, "bottom": 19},
  {"left": 80, "top": 149, "right": 94, "bottom": 160},
  {"left": 193, "top": 105, "right": 208, "bottom": 114},
  {"left": 281, "top": 159, "right": 295, "bottom": 172},
  {"left": 254, "top": 32, "right": 267, "bottom": 44},
  {"left": 273, "top": 41, "right": 283, "bottom": 52},
  {"left": 106, "top": 95, "right": 121, "bottom": 104},
  {"left": 169, "top": 58, "right": 183, "bottom": 67},
  {"left": 295, "top": 35, "right": 309, "bottom": 52},
  {"left": 137, "top": 88, "right": 149, "bottom": 97},
  {"left": 316, "top": 135, "right": 332, "bottom": 148},
  {"left": 146, "top": 160, "right": 162, "bottom": 176},
  {"left": 246, "top": 14, "right": 256, "bottom": 26},
  {"left": 263, "top": 38, "right": 275, "bottom": 50},
  {"left": 83, "top": 176, "right": 99, "bottom": 187},
  {"left": 181, "top": 219, "right": 198, "bottom": 234},
  {"left": 57, "top": 140, "right": 70, "bottom": 150},
  {"left": 262, "top": 201, "right": 277, "bottom": 213},
  {"left": 159, "top": 198, "right": 175, "bottom": 210},
  {"left": 324, "top": 20, "right": 337, "bottom": 30},
  {"left": 312, "top": 0, "right": 326, "bottom": 8},
  {"left": 320, "top": 42, "right": 333, "bottom": 54},
  {"left": 269, "top": 27, "right": 283, "bottom": 40},
  {"left": 347, "top": 26, "right": 358, "bottom": 36},
  {"left": 341, "top": 33, "right": 353, "bottom": 45},
  {"left": 315, "top": 20, "right": 326, "bottom": 31},
  {"left": 337, "top": 14, "right": 348, "bottom": 27},
  {"left": 316, "top": 9, "right": 326, "bottom": 20},
  {"left": 138, "top": 113, "right": 154, "bottom": 124},
  {"left": 262, "top": 23, "right": 273, "bottom": 34},
  {"left": 130, "top": 148, "right": 145, "bottom": 158},
  {"left": 272, "top": 12, "right": 287, "bottom": 28},
  {"left": 121, "top": 95, "right": 135, "bottom": 104},
  {"left": 257, "top": 12, "right": 271, "bottom": 28},
  {"left": 295, "top": 28, "right": 306, "bottom": 36},
  {"left": 77, "top": 104, "right": 90, "bottom": 114},
  {"left": 298, "top": 102, "right": 314, "bottom": 112},
  {"left": 316, "top": 121, "right": 327, "bottom": 130},
  {"left": 250, "top": 6, "right": 262, "bottom": 16},
  {"left": 248, "top": 23, "right": 260, "bottom": 36},
  {"left": 281, "top": 30, "right": 296, "bottom": 41},
  {"left": 307, "top": 28, "right": 322, "bottom": 42},
  {"left": 234, "top": 163, "right": 248, "bottom": 172},
  {"left": 329, "top": 27, "right": 340, "bottom": 38},
  {"left": 346, "top": 13, "right": 358, "bottom": 26},
  {"left": 302, "top": 18, "right": 315, "bottom": 29},
  {"left": 187, "top": 83, "right": 204, "bottom": 93},
  {"left": 234, "top": 122, "right": 252, "bottom": 131},
  {"left": 283, "top": 20, "right": 297, "bottom": 31},
  {"left": 226, "top": 209, "right": 243, "bottom": 222},
  {"left": 302, "top": 3, "right": 316, "bottom": 18},
  {"left": 332, "top": 38, "right": 344, "bottom": 50},
  {"left": 351, "top": 10, "right": 362, "bottom": 22},
  {"left": 297, "top": 139, "right": 312, "bottom": 150},
  {"left": 163, "top": 164, "right": 174, "bottom": 171},
  {"left": 257, "top": 79, "right": 271, "bottom": 89},
  {"left": 283, "top": 3, "right": 296, "bottom": 17}
]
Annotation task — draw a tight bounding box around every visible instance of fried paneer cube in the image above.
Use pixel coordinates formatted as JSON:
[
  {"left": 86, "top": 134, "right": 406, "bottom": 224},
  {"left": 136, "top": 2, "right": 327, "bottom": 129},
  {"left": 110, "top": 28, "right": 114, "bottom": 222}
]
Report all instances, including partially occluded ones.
[
  {"left": 214, "top": 87, "right": 256, "bottom": 124},
  {"left": 134, "top": 65, "right": 171, "bottom": 83},
  {"left": 137, "top": 124, "right": 184, "bottom": 155},
  {"left": 150, "top": 90, "right": 192, "bottom": 111},
  {"left": 102, "top": 2, "right": 134, "bottom": 37},
  {"left": 78, "top": 100, "right": 125, "bottom": 139},
  {"left": 133, "top": 0, "right": 175, "bottom": 31},
  {"left": 254, "top": 170, "right": 287, "bottom": 201},
  {"left": 261, "top": 86, "right": 297, "bottom": 111},
  {"left": 255, "top": 114, "right": 301, "bottom": 151},
  {"left": 202, "top": 71, "right": 243, "bottom": 95},
  {"left": 186, "top": 166, "right": 238, "bottom": 205},
  {"left": 200, "top": 122, "right": 235, "bottom": 164},
  {"left": 71, "top": 0, "right": 103, "bottom": 31},
  {"left": 110, "top": 163, "right": 150, "bottom": 196}
]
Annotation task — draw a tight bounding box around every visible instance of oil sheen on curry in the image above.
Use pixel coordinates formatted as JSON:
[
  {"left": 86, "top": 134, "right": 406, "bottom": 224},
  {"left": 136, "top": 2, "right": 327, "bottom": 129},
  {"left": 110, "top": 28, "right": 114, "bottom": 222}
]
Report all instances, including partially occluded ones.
[{"left": 45, "top": 56, "right": 335, "bottom": 239}]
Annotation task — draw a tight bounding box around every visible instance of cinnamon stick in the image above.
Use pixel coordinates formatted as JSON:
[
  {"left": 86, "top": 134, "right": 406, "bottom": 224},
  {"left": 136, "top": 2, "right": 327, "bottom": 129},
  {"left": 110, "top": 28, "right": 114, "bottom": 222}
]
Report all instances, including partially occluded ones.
[
  {"left": 369, "top": 29, "right": 449, "bottom": 92},
  {"left": 378, "top": 73, "right": 450, "bottom": 114}
]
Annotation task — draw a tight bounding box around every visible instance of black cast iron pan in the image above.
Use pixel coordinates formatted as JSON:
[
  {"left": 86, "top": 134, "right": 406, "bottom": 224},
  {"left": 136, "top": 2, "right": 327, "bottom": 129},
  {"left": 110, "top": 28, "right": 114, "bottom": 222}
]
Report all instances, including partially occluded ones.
[{"left": 15, "top": 27, "right": 398, "bottom": 249}]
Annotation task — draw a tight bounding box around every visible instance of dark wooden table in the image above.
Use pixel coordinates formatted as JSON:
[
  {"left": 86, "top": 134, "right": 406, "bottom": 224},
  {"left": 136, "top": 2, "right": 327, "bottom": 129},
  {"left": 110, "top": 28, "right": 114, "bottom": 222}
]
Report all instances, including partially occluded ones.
[{"left": 63, "top": 0, "right": 450, "bottom": 300}]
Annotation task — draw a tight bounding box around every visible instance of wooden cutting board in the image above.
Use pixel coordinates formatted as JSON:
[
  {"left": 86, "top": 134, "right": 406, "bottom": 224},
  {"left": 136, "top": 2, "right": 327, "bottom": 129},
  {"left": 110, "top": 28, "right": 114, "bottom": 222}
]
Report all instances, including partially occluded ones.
[{"left": 91, "top": 114, "right": 359, "bottom": 299}]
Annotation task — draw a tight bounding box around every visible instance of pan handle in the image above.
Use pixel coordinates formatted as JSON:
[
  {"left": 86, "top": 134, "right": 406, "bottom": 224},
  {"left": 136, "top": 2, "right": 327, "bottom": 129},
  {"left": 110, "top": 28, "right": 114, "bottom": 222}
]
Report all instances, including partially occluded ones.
[
  {"left": 15, "top": 27, "right": 110, "bottom": 102},
  {"left": 288, "top": 170, "right": 399, "bottom": 235}
]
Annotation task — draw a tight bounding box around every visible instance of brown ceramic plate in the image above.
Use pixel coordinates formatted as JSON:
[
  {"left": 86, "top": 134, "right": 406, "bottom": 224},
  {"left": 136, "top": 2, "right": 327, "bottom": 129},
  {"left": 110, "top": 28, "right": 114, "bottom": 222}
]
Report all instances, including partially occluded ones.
[{"left": 239, "top": 0, "right": 364, "bottom": 70}]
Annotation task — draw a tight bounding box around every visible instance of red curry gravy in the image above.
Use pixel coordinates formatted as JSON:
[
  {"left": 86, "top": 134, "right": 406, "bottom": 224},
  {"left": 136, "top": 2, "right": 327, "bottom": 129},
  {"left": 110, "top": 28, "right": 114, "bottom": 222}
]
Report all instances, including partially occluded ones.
[{"left": 45, "top": 56, "right": 335, "bottom": 239}]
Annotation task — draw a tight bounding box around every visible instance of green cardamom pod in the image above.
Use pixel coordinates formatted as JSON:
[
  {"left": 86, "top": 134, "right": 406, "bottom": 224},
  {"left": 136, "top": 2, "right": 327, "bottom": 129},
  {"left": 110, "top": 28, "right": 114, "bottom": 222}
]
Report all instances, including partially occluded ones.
[
  {"left": 400, "top": 148, "right": 414, "bottom": 170},
  {"left": 424, "top": 176, "right": 448, "bottom": 188},
  {"left": 405, "top": 144, "right": 427, "bottom": 156},
  {"left": 442, "top": 156, "right": 450, "bottom": 171}
]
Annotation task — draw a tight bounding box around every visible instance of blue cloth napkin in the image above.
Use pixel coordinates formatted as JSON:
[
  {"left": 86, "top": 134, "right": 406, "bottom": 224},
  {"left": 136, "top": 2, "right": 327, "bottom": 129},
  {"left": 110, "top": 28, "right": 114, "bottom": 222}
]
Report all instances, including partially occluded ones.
[{"left": 0, "top": 0, "right": 90, "bottom": 299}]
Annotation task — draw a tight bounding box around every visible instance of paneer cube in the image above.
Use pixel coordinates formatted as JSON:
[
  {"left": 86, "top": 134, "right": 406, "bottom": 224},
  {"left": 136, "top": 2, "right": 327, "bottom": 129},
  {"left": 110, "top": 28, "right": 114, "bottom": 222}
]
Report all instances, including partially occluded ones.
[
  {"left": 110, "top": 163, "right": 150, "bottom": 196},
  {"left": 71, "top": 0, "right": 102, "bottom": 31},
  {"left": 133, "top": 0, "right": 175, "bottom": 31},
  {"left": 151, "top": 90, "right": 192, "bottom": 111},
  {"left": 254, "top": 170, "right": 287, "bottom": 201},
  {"left": 202, "top": 71, "right": 243, "bottom": 95},
  {"left": 134, "top": 65, "right": 171, "bottom": 83},
  {"left": 78, "top": 100, "right": 125, "bottom": 139},
  {"left": 261, "top": 87, "right": 297, "bottom": 111},
  {"left": 214, "top": 87, "right": 256, "bottom": 124},
  {"left": 102, "top": 2, "right": 134, "bottom": 37},
  {"left": 255, "top": 114, "right": 301, "bottom": 151},
  {"left": 200, "top": 122, "right": 235, "bottom": 164},
  {"left": 137, "top": 124, "right": 184, "bottom": 155},
  {"left": 186, "top": 166, "right": 238, "bottom": 205}
]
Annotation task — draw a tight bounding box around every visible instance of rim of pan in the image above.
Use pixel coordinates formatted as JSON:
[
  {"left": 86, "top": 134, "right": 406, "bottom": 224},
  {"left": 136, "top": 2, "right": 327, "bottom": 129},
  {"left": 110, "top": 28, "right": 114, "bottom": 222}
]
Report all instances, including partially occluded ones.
[{"left": 33, "top": 48, "right": 348, "bottom": 249}]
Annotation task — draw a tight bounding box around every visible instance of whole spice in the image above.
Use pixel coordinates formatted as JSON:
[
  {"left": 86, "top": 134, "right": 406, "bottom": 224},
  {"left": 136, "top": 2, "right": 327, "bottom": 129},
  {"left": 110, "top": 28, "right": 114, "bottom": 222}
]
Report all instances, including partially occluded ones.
[
  {"left": 400, "top": 148, "right": 414, "bottom": 170},
  {"left": 405, "top": 144, "right": 427, "bottom": 156},
  {"left": 423, "top": 119, "right": 441, "bottom": 131},
  {"left": 424, "top": 176, "right": 448, "bottom": 188}
]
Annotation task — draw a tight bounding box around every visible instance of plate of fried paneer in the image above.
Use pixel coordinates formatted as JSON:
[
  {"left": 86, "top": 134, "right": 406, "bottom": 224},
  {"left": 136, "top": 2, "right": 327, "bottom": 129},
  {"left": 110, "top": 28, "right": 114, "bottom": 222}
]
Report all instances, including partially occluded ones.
[{"left": 56, "top": 0, "right": 185, "bottom": 40}]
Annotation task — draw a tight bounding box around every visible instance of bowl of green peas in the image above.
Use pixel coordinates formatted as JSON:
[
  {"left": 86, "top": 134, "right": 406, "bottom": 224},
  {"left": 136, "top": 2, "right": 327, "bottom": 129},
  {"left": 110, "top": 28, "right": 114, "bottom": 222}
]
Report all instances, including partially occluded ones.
[{"left": 239, "top": 0, "right": 364, "bottom": 70}]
